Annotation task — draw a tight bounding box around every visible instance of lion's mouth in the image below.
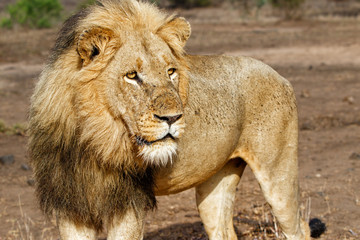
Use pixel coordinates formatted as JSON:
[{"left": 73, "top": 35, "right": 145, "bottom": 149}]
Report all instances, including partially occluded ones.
[{"left": 136, "top": 134, "right": 175, "bottom": 146}]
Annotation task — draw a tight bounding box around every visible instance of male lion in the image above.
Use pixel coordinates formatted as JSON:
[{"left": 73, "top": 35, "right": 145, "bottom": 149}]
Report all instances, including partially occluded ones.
[{"left": 29, "top": 0, "right": 324, "bottom": 239}]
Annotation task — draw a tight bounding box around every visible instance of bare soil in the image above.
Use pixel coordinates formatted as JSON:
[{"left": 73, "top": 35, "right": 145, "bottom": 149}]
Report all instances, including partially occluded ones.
[{"left": 0, "top": 5, "right": 359, "bottom": 240}]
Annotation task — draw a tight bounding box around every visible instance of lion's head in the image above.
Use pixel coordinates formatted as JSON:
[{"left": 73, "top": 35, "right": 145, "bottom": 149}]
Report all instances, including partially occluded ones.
[{"left": 31, "top": 0, "right": 191, "bottom": 169}]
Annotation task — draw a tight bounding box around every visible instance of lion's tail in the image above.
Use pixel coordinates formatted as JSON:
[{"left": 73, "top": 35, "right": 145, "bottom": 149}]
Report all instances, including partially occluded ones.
[{"left": 309, "top": 218, "right": 326, "bottom": 238}]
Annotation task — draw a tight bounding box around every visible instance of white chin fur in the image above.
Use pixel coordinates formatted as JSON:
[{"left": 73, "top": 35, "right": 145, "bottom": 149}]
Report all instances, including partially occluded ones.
[{"left": 139, "top": 141, "right": 177, "bottom": 166}]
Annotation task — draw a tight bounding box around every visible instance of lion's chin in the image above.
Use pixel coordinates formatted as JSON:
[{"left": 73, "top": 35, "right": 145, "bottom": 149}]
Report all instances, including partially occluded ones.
[{"left": 138, "top": 139, "right": 177, "bottom": 166}]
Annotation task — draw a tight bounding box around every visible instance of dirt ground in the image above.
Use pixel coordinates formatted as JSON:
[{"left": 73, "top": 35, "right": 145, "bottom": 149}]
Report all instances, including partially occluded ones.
[{"left": 0, "top": 3, "right": 360, "bottom": 240}]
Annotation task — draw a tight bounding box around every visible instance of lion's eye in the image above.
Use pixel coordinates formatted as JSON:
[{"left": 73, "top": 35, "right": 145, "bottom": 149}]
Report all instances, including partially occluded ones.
[
  {"left": 126, "top": 72, "right": 137, "bottom": 79},
  {"left": 168, "top": 68, "right": 176, "bottom": 76},
  {"left": 124, "top": 71, "right": 142, "bottom": 86}
]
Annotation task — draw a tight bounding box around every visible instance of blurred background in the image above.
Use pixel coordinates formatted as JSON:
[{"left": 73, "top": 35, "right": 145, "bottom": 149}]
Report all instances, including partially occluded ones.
[
  {"left": 1, "top": 0, "right": 360, "bottom": 27},
  {"left": 0, "top": 0, "right": 359, "bottom": 239}
]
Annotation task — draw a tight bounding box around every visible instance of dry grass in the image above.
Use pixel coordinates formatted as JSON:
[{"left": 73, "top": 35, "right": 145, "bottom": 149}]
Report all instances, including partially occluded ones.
[
  {"left": 4, "top": 196, "right": 56, "bottom": 240},
  {"left": 4, "top": 201, "right": 306, "bottom": 239},
  {"left": 5, "top": 196, "right": 34, "bottom": 240},
  {"left": 0, "top": 120, "right": 27, "bottom": 136},
  {"left": 235, "top": 203, "right": 286, "bottom": 239}
]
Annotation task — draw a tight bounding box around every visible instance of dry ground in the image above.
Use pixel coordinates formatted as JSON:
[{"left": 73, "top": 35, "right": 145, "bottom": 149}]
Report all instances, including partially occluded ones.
[{"left": 0, "top": 5, "right": 359, "bottom": 240}]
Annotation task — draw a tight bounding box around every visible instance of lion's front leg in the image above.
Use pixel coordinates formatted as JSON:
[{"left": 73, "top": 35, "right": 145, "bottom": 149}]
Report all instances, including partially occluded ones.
[
  {"left": 107, "top": 207, "right": 145, "bottom": 240},
  {"left": 196, "top": 158, "right": 246, "bottom": 240},
  {"left": 57, "top": 215, "right": 97, "bottom": 240}
]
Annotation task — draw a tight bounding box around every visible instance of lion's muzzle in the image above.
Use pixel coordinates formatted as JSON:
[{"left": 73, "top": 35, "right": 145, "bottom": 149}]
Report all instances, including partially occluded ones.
[{"left": 136, "top": 112, "right": 185, "bottom": 166}]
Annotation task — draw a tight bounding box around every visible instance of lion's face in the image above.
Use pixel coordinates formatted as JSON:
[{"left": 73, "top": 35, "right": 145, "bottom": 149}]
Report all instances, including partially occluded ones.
[
  {"left": 107, "top": 32, "right": 185, "bottom": 165},
  {"left": 86, "top": 29, "right": 187, "bottom": 166}
]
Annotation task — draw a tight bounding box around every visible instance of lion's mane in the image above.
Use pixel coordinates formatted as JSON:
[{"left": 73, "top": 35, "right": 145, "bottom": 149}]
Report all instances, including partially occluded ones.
[{"left": 29, "top": 0, "right": 188, "bottom": 231}]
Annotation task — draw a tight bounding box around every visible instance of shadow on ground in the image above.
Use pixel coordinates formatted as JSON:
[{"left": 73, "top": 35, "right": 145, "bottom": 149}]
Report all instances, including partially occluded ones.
[{"left": 144, "top": 221, "right": 208, "bottom": 240}]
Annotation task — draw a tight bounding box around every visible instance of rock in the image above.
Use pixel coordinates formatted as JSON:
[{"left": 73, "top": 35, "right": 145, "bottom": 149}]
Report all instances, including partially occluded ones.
[
  {"left": 317, "top": 191, "right": 325, "bottom": 197},
  {"left": 0, "top": 155, "right": 15, "bottom": 165},
  {"left": 348, "top": 229, "right": 357, "bottom": 236},
  {"left": 300, "top": 122, "right": 314, "bottom": 131},
  {"left": 349, "top": 152, "right": 360, "bottom": 160},
  {"left": 21, "top": 163, "right": 31, "bottom": 171},
  {"left": 27, "top": 179, "right": 35, "bottom": 186},
  {"left": 310, "top": 218, "right": 326, "bottom": 238}
]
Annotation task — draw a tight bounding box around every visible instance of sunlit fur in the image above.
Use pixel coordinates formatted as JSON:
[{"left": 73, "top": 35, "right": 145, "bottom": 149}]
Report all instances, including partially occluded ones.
[{"left": 29, "top": 0, "right": 190, "bottom": 231}]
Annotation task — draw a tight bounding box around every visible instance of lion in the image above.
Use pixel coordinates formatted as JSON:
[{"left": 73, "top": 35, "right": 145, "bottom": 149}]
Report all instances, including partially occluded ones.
[{"left": 29, "top": 0, "right": 325, "bottom": 239}]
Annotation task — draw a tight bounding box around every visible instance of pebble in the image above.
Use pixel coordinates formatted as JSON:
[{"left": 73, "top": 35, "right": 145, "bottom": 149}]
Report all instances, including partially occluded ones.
[
  {"left": 317, "top": 191, "right": 325, "bottom": 197},
  {"left": 348, "top": 229, "right": 357, "bottom": 236},
  {"left": 27, "top": 179, "right": 35, "bottom": 186},
  {"left": 0, "top": 155, "right": 15, "bottom": 165},
  {"left": 21, "top": 163, "right": 31, "bottom": 171},
  {"left": 349, "top": 152, "right": 360, "bottom": 160},
  {"left": 300, "top": 122, "right": 314, "bottom": 131}
]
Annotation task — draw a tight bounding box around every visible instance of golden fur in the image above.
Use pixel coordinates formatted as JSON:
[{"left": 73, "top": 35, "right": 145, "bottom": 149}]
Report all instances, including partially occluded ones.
[{"left": 29, "top": 0, "right": 324, "bottom": 239}]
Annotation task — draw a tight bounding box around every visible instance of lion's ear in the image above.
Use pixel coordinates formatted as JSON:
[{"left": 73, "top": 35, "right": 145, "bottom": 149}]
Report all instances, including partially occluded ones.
[
  {"left": 77, "top": 27, "right": 115, "bottom": 67},
  {"left": 157, "top": 17, "right": 191, "bottom": 53}
]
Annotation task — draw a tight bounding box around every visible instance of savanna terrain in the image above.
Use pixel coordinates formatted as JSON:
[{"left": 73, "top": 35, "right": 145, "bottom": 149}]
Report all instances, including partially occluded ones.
[{"left": 0, "top": 0, "right": 359, "bottom": 239}]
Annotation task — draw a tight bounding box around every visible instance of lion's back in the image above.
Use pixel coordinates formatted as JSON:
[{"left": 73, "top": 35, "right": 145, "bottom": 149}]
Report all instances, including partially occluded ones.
[{"left": 187, "top": 54, "right": 295, "bottom": 114}]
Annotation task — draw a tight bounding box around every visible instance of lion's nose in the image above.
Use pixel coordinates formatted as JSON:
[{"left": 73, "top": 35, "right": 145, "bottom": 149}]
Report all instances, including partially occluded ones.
[{"left": 154, "top": 114, "right": 182, "bottom": 125}]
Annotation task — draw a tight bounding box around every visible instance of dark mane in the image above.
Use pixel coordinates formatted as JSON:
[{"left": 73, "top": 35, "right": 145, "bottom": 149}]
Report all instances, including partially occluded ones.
[
  {"left": 31, "top": 1, "right": 158, "bottom": 231},
  {"left": 48, "top": 8, "right": 89, "bottom": 65}
]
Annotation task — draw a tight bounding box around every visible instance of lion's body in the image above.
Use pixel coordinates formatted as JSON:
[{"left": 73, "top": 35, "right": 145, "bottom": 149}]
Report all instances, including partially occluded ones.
[
  {"left": 155, "top": 55, "right": 296, "bottom": 194},
  {"left": 29, "top": 1, "right": 317, "bottom": 239}
]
